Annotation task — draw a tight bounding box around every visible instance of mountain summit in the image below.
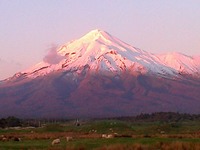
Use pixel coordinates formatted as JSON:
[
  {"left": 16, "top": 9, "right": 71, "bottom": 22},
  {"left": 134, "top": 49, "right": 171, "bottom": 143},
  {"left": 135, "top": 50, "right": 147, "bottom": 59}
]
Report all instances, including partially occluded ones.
[
  {"left": 0, "top": 29, "right": 200, "bottom": 118},
  {"left": 13, "top": 29, "right": 199, "bottom": 80},
  {"left": 77, "top": 29, "right": 113, "bottom": 42}
]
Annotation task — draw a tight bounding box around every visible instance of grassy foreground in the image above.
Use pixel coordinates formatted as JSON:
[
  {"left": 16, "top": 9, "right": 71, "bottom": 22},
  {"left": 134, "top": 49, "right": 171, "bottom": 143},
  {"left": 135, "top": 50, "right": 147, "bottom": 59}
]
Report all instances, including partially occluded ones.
[
  {"left": 0, "top": 138, "right": 200, "bottom": 150},
  {"left": 0, "top": 119, "right": 200, "bottom": 149}
]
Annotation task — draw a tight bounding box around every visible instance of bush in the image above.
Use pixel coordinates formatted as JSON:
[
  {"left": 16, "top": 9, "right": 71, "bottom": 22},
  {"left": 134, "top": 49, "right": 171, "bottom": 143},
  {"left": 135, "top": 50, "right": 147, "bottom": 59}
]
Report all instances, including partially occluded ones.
[{"left": 0, "top": 116, "right": 21, "bottom": 128}]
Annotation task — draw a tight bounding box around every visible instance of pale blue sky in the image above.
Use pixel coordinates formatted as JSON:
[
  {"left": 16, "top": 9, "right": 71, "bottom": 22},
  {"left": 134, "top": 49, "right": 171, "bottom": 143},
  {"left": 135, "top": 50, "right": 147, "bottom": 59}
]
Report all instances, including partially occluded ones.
[{"left": 0, "top": 0, "right": 200, "bottom": 80}]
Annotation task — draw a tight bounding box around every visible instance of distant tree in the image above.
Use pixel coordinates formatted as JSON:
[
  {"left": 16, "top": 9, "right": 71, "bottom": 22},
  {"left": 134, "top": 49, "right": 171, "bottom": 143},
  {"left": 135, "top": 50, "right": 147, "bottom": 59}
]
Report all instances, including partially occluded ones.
[
  {"left": 0, "top": 118, "right": 7, "bottom": 128},
  {"left": 6, "top": 116, "right": 21, "bottom": 127},
  {"left": 0, "top": 116, "right": 21, "bottom": 128}
]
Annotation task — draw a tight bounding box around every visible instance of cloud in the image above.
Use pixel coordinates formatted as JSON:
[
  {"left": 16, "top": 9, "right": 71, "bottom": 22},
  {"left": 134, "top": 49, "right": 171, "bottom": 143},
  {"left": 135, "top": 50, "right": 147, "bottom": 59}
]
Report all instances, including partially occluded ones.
[{"left": 43, "top": 44, "right": 64, "bottom": 64}]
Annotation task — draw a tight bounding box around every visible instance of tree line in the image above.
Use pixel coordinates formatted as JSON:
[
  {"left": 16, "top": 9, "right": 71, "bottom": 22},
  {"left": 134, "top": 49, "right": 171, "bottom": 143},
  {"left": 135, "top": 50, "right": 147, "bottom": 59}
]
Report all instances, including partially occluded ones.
[
  {"left": 0, "top": 112, "right": 200, "bottom": 128},
  {"left": 116, "top": 112, "right": 200, "bottom": 122},
  {"left": 0, "top": 116, "right": 21, "bottom": 128}
]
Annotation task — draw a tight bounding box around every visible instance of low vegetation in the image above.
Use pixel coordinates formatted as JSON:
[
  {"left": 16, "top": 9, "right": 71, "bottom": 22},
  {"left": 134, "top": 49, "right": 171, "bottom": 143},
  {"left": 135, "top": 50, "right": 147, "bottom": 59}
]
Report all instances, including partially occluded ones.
[
  {"left": 0, "top": 112, "right": 200, "bottom": 149},
  {"left": 0, "top": 116, "right": 21, "bottom": 128}
]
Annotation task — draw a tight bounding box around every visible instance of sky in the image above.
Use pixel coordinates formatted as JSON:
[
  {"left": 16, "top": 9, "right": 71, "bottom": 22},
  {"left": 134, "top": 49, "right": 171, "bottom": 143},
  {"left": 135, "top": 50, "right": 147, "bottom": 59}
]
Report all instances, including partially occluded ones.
[{"left": 0, "top": 0, "right": 200, "bottom": 80}]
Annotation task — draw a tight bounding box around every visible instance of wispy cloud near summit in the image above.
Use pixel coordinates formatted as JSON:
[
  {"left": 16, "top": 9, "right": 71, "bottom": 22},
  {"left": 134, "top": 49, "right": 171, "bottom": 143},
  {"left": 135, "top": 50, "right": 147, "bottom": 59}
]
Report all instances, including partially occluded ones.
[{"left": 43, "top": 44, "right": 64, "bottom": 64}]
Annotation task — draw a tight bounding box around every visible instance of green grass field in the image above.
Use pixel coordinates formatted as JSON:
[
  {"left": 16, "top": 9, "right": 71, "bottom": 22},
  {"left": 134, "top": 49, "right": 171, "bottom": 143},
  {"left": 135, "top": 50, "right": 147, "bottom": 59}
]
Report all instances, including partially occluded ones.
[
  {"left": 0, "top": 120, "right": 200, "bottom": 150},
  {"left": 0, "top": 137, "right": 200, "bottom": 150}
]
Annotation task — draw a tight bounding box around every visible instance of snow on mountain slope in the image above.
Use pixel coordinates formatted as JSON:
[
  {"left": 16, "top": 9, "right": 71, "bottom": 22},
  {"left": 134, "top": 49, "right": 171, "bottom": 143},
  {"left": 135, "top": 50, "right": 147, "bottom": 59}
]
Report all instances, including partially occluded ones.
[
  {"left": 8, "top": 29, "right": 198, "bottom": 80},
  {"left": 20, "top": 29, "right": 178, "bottom": 79},
  {"left": 157, "top": 52, "right": 200, "bottom": 76},
  {"left": 194, "top": 55, "right": 200, "bottom": 68},
  {"left": 1, "top": 29, "right": 200, "bottom": 118}
]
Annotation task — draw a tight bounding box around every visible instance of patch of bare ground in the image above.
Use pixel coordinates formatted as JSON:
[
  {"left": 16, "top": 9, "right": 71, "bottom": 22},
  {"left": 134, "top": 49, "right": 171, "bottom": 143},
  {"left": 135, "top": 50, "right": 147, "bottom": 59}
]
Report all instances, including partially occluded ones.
[
  {"left": 1, "top": 131, "right": 200, "bottom": 141},
  {"left": 1, "top": 132, "right": 101, "bottom": 140}
]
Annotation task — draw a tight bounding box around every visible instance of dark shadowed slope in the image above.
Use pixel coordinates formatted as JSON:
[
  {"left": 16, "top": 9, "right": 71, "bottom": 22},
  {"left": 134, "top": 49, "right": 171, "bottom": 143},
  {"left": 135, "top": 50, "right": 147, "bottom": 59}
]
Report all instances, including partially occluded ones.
[{"left": 0, "top": 29, "right": 200, "bottom": 118}]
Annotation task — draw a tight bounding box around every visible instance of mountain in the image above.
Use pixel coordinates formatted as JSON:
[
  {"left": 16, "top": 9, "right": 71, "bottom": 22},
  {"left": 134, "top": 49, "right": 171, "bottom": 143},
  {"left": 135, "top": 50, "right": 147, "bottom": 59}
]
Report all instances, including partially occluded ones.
[
  {"left": 7, "top": 29, "right": 200, "bottom": 80},
  {"left": 157, "top": 52, "right": 200, "bottom": 76},
  {"left": 0, "top": 29, "right": 200, "bottom": 118}
]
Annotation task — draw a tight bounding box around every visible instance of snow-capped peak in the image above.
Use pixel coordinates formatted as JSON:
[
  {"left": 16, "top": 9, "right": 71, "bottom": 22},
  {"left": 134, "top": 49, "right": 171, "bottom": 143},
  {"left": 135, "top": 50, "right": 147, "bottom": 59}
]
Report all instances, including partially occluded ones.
[
  {"left": 80, "top": 29, "right": 111, "bottom": 41},
  {"left": 17, "top": 30, "right": 200, "bottom": 79}
]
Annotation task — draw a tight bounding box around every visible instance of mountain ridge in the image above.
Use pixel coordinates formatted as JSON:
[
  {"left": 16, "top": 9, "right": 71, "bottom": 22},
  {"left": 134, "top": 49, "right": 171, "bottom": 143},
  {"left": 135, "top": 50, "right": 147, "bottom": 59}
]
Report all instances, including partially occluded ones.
[
  {"left": 0, "top": 29, "right": 200, "bottom": 118},
  {"left": 5, "top": 29, "right": 200, "bottom": 81}
]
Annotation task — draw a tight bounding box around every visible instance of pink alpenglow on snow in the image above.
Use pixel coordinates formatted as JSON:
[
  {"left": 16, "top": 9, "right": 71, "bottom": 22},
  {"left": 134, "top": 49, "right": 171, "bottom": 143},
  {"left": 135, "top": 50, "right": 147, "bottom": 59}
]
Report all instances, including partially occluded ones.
[
  {"left": 1, "top": 29, "right": 200, "bottom": 118},
  {"left": 18, "top": 29, "right": 200, "bottom": 80}
]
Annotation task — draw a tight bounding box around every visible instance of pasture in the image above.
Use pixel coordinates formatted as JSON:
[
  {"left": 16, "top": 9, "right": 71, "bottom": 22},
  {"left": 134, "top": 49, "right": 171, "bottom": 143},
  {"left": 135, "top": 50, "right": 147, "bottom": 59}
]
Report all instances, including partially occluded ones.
[{"left": 0, "top": 119, "right": 200, "bottom": 150}]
